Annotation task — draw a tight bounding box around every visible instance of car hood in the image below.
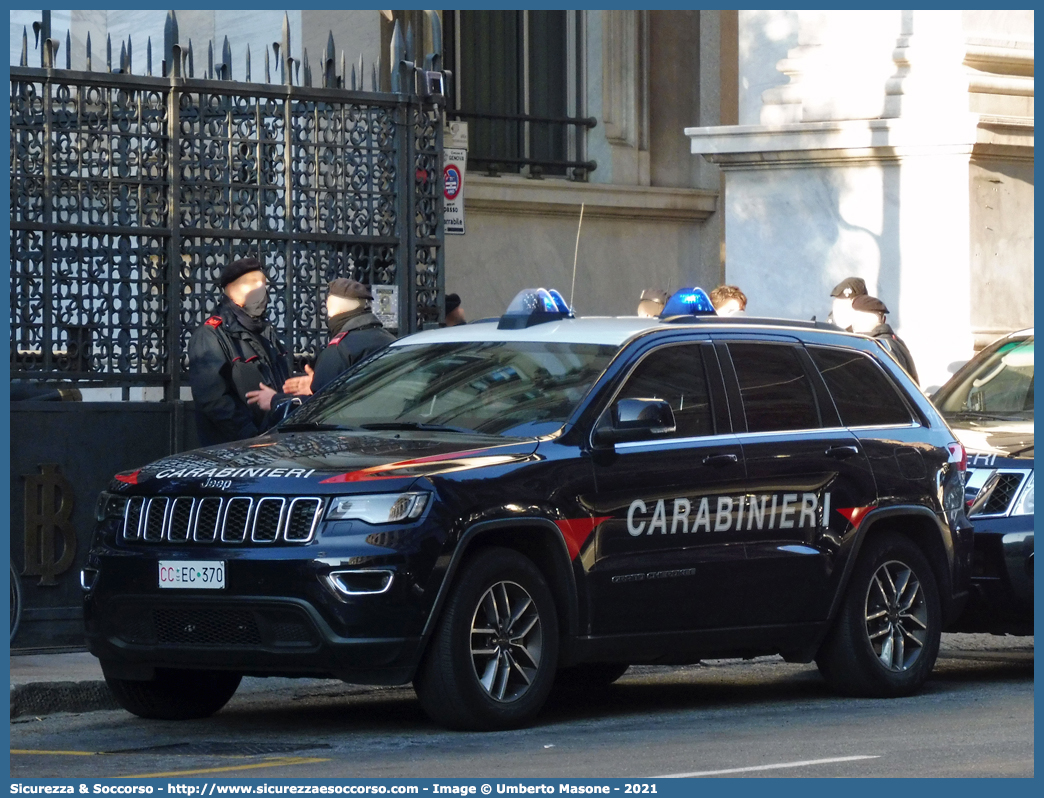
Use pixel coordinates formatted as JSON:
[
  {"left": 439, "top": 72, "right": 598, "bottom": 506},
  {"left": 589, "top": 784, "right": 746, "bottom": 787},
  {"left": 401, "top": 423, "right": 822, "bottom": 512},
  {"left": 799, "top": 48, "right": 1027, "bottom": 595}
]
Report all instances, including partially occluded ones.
[
  {"left": 111, "top": 431, "right": 542, "bottom": 493},
  {"left": 947, "top": 419, "right": 1034, "bottom": 460}
]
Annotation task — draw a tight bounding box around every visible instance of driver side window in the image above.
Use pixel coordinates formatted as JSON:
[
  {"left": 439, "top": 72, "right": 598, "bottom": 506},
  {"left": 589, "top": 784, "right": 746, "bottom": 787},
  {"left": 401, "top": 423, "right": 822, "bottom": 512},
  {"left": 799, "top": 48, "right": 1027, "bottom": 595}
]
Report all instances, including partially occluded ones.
[{"left": 616, "top": 344, "right": 714, "bottom": 438}]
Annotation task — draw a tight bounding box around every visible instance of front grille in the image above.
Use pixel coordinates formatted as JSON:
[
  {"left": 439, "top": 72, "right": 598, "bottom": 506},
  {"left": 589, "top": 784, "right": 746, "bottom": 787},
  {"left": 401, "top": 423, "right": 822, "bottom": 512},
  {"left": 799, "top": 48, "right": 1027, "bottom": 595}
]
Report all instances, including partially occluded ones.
[
  {"left": 119, "top": 495, "right": 323, "bottom": 545},
  {"left": 109, "top": 604, "right": 318, "bottom": 648},
  {"left": 143, "top": 498, "right": 168, "bottom": 542},
  {"left": 154, "top": 608, "right": 262, "bottom": 646},
  {"left": 222, "top": 498, "right": 253, "bottom": 543},
  {"left": 252, "top": 498, "right": 284, "bottom": 543},
  {"left": 974, "top": 472, "right": 1026, "bottom": 516}
]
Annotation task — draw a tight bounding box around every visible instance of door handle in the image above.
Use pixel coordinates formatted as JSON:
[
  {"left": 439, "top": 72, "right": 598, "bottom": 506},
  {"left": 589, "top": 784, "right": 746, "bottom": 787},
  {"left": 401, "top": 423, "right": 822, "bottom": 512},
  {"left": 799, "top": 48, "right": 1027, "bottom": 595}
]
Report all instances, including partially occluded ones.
[
  {"left": 826, "top": 445, "right": 859, "bottom": 459},
  {"left": 702, "top": 453, "right": 739, "bottom": 467}
]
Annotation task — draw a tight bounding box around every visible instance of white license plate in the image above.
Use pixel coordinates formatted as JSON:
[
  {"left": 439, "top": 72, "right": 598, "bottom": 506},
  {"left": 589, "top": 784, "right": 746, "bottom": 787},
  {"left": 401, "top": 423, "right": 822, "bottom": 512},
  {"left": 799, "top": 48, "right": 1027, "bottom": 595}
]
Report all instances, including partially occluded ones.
[{"left": 158, "top": 561, "right": 225, "bottom": 589}]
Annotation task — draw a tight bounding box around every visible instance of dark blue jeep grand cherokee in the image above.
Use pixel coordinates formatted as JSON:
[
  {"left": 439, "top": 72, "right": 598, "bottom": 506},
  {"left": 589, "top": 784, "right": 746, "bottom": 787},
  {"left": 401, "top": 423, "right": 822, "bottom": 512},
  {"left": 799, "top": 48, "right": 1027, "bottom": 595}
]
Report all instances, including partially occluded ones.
[{"left": 84, "top": 300, "right": 973, "bottom": 729}]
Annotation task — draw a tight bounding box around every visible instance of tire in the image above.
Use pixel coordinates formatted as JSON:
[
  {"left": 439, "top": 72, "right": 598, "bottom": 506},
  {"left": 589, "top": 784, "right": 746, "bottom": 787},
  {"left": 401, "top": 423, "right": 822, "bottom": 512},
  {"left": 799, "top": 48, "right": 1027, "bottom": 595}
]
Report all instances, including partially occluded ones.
[
  {"left": 816, "top": 532, "right": 941, "bottom": 698},
  {"left": 104, "top": 668, "right": 242, "bottom": 720},
  {"left": 414, "top": 547, "right": 559, "bottom": 730},
  {"left": 556, "top": 662, "right": 629, "bottom": 689}
]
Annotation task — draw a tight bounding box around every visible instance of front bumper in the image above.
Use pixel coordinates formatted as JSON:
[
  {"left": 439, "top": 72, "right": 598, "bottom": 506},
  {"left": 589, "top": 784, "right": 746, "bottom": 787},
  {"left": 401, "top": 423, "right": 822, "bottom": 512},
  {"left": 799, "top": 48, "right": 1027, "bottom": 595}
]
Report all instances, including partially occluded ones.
[
  {"left": 83, "top": 528, "right": 445, "bottom": 684},
  {"left": 950, "top": 515, "right": 1034, "bottom": 633}
]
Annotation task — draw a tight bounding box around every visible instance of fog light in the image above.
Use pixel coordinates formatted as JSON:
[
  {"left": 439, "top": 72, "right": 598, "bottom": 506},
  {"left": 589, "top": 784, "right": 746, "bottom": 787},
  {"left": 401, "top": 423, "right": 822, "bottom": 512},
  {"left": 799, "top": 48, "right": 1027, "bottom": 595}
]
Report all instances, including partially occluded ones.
[{"left": 322, "top": 570, "right": 394, "bottom": 597}]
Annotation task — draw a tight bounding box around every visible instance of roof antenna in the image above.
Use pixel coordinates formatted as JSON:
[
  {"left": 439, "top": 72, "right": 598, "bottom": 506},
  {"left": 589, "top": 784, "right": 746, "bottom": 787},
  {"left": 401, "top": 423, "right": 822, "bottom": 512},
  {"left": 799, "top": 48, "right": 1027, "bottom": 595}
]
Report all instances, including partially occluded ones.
[{"left": 569, "top": 203, "right": 585, "bottom": 309}]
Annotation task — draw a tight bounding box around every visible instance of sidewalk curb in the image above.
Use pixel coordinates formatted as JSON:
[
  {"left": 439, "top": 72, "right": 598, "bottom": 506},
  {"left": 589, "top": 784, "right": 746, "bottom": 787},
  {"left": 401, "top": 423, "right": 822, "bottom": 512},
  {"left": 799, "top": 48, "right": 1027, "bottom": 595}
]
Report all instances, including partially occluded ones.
[{"left": 10, "top": 680, "right": 120, "bottom": 718}]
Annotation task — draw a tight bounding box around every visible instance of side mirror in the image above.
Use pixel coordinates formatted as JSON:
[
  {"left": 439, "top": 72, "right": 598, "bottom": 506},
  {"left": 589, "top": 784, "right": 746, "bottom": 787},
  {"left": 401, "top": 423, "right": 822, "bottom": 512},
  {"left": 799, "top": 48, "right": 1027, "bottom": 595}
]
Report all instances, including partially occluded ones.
[{"left": 592, "top": 398, "right": 676, "bottom": 447}]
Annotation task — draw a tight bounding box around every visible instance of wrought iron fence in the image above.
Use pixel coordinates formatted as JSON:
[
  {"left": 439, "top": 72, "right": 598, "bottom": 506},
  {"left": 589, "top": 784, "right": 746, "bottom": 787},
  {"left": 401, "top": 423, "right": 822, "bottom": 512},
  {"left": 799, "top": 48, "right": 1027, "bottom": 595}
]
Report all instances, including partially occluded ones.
[{"left": 10, "top": 11, "right": 446, "bottom": 397}]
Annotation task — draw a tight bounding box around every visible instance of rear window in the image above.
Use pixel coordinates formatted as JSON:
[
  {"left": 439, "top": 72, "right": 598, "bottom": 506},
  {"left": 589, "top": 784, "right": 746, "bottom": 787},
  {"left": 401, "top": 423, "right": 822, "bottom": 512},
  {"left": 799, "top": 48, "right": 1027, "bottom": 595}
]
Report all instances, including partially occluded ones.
[
  {"left": 809, "top": 346, "right": 914, "bottom": 427},
  {"left": 728, "top": 343, "right": 820, "bottom": 432}
]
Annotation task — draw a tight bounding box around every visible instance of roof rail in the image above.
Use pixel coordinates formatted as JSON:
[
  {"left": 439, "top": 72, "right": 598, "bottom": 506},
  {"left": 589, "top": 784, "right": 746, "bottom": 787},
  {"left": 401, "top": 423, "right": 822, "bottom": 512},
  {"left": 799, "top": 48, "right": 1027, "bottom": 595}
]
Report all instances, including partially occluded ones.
[{"left": 661, "top": 315, "right": 844, "bottom": 332}]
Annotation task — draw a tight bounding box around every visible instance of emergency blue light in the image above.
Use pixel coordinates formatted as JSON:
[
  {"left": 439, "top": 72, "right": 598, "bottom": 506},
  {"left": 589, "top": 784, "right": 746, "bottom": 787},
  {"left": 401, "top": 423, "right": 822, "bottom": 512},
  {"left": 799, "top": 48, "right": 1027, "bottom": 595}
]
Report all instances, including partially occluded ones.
[
  {"left": 498, "top": 288, "right": 575, "bottom": 329},
  {"left": 660, "top": 287, "right": 716, "bottom": 318}
]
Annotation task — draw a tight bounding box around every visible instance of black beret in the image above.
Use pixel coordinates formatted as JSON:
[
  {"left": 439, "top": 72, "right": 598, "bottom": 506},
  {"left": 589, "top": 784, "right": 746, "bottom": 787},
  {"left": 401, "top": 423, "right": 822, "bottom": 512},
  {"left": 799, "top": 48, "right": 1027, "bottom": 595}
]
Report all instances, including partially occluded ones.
[
  {"left": 830, "top": 276, "right": 868, "bottom": 299},
  {"left": 328, "top": 278, "right": 374, "bottom": 300},
  {"left": 445, "top": 293, "right": 461, "bottom": 314},
  {"left": 852, "top": 294, "right": 889, "bottom": 314},
  {"left": 219, "top": 257, "right": 265, "bottom": 288}
]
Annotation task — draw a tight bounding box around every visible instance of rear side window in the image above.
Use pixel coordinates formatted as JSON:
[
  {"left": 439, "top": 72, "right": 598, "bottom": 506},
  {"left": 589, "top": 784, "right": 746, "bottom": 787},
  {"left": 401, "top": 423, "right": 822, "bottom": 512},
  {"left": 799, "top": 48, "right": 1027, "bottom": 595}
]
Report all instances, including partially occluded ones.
[
  {"left": 809, "top": 346, "right": 914, "bottom": 427},
  {"left": 728, "top": 343, "right": 819, "bottom": 432},
  {"left": 617, "top": 344, "right": 714, "bottom": 437}
]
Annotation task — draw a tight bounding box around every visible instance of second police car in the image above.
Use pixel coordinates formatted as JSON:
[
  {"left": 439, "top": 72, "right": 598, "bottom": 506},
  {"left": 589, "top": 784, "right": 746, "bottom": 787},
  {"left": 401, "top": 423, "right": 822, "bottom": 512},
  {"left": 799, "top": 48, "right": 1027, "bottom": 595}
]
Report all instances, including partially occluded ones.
[{"left": 84, "top": 289, "right": 974, "bottom": 730}]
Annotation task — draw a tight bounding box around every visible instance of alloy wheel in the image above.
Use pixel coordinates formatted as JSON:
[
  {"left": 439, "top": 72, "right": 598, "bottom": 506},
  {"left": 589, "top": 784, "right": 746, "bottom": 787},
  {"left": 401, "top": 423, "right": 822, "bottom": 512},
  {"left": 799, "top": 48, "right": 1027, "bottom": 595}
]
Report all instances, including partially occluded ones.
[
  {"left": 864, "top": 559, "right": 929, "bottom": 672},
  {"left": 470, "top": 580, "right": 543, "bottom": 702}
]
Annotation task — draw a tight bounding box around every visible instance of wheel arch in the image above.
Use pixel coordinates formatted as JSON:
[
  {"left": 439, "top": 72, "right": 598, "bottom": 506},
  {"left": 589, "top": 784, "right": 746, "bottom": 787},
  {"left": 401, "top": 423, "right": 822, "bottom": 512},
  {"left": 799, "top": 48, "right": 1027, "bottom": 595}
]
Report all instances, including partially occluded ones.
[
  {"left": 418, "top": 518, "right": 581, "bottom": 668},
  {"left": 830, "top": 506, "right": 957, "bottom": 625}
]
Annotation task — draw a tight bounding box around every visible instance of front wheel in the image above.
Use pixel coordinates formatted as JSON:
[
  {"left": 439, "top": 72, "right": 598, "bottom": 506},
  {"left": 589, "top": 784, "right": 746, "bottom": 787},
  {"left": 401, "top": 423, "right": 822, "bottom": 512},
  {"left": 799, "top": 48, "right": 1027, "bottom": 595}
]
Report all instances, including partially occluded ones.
[
  {"left": 816, "top": 533, "right": 941, "bottom": 697},
  {"left": 104, "top": 668, "right": 242, "bottom": 720},
  {"left": 414, "top": 547, "right": 559, "bottom": 730}
]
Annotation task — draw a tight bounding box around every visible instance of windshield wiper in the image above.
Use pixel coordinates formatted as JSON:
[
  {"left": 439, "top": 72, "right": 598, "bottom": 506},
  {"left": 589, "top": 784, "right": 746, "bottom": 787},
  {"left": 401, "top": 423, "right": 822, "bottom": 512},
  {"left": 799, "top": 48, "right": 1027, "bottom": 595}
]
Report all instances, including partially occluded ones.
[
  {"left": 278, "top": 422, "right": 356, "bottom": 432},
  {"left": 946, "top": 410, "right": 1028, "bottom": 422},
  {"left": 360, "top": 421, "right": 475, "bottom": 434}
]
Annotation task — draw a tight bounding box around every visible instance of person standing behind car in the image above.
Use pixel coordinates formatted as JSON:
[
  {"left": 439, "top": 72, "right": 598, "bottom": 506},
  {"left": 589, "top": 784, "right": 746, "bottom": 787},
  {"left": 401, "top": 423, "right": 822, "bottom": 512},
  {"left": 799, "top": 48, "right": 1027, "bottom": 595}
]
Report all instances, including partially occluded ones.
[
  {"left": 188, "top": 257, "right": 305, "bottom": 445},
  {"left": 850, "top": 294, "right": 920, "bottom": 383},
  {"left": 709, "top": 284, "right": 747, "bottom": 316},
  {"left": 827, "top": 276, "right": 868, "bottom": 330},
  {"left": 309, "top": 278, "right": 397, "bottom": 394}
]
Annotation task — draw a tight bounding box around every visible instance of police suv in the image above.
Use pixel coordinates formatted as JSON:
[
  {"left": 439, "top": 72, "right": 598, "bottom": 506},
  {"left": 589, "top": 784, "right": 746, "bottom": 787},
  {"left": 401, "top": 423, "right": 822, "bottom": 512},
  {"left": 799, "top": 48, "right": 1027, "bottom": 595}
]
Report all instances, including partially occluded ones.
[{"left": 84, "top": 289, "right": 973, "bottom": 730}]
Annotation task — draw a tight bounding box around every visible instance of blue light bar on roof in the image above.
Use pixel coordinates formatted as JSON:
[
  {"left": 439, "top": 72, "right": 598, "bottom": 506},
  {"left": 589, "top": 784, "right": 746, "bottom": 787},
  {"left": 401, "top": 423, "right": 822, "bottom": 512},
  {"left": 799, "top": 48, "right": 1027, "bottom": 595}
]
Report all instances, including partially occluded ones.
[
  {"left": 499, "top": 288, "right": 575, "bottom": 329},
  {"left": 660, "top": 287, "right": 716, "bottom": 317}
]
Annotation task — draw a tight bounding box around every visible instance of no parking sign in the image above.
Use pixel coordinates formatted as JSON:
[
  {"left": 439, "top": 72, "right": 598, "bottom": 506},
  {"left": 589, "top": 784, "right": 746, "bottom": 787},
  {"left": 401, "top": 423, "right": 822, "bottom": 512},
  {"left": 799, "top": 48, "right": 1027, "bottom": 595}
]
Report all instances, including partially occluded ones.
[{"left": 443, "top": 148, "right": 467, "bottom": 235}]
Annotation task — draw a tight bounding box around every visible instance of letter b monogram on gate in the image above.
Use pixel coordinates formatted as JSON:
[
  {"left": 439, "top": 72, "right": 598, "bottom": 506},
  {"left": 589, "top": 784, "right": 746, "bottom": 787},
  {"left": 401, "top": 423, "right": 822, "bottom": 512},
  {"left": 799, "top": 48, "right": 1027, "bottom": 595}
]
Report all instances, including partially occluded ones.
[{"left": 23, "top": 464, "right": 77, "bottom": 586}]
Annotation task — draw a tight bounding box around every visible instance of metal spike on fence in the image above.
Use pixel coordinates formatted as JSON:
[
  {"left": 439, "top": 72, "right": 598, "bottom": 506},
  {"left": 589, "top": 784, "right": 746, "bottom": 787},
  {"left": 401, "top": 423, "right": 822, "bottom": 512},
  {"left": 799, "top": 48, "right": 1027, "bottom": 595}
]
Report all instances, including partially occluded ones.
[
  {"left": 246, "top": 44, "right": 251, "bottom": 82},
  {"left": 358, "top": 53, "right": 364, "bottom": 90},
  {"left": 341, "top": 50, "right": 346, "bottom": 89},
  {"left": 273, "top": 42, "right": 281, "bottom": 83},
  {"left": 127, "top": 35, "right": 133, "bottom": 73},
  {"left": 106, "top": 34, "right": 112, "bottom": 73},
  {"left": 207, "top": 40, "right": 214, "bottom": 80},
  {"left": 427, "top": 9, "right": 442, "bottom": 70},
  {"left": 222, "top": 35, "right": 231, "bottom": 80},
  {"left": 187, "top": 38, "right": 194, "bottom": 78},
  {"left": 350, "top": 63, "right": 356, "bottom": 91},
  {"left": 44, "top": 38, "right": 57, "bottom": 69},
  {"left": 324, "top": 30, "right": 336, "bottom": 88},
  {"left": 66, "top": 30, "right": 71, "bottom": 70},
  {"left": 390, "top": 20, "right": 404, "bottom": 92},
  {"left": 373, "top": 56, "right": 379, "bottom": 92},
  {"left": 281, "top": 12, "right": 291, "bottom": 85},
  {"left": 170, "top": 42, "right": 182, "bottom": 78},
  {"left": 86, "top": 31, "right": 91, "bottom": 71},
  {"left": 303, "top": 48, "right": 311, "bottom": 87},
  {"left": 163, "top": 9, "right": 178, "bottom": 78},
  {"left": 147, "top": 36, "right": 152, "bottom": 76},
  {"left": 294, "top": 58, "right": 300, "bottom": 86},
  {"left": 406, "top": 22, "right": 414, "bottom": 64},
  {"left": 20, "top": 27, "right": 27, "bottom": 67},
  {"left": 265, "top": 44, "right": 271, "bottom": 84},
  {"left": 119, "top": 40, "right": 127, "bottom": 73}
]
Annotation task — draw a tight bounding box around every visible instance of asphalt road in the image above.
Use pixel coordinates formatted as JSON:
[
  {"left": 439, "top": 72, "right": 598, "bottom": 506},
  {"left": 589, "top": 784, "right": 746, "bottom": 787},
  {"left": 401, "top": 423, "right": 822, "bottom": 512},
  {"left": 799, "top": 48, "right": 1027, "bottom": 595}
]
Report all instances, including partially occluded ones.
[{"left": 10, "top": 634, "right": 1033, "bottom": 780}]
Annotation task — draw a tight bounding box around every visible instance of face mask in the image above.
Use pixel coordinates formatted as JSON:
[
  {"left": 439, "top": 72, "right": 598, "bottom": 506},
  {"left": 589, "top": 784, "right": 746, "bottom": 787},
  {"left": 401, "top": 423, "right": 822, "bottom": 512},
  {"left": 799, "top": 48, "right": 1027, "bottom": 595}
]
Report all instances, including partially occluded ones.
[{"left": 242, "top": 286, "right": 269, "bottom": 318}]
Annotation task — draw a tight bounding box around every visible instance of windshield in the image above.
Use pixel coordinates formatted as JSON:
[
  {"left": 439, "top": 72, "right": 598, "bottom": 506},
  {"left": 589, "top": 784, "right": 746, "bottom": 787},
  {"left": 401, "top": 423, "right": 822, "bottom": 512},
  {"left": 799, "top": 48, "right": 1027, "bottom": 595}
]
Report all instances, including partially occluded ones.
[
  {"left": 284, "top": 341, "right": 619, "bottom": 437},
  {"left": 935, "top": 336, "right": 1033, "bottom": 420}
]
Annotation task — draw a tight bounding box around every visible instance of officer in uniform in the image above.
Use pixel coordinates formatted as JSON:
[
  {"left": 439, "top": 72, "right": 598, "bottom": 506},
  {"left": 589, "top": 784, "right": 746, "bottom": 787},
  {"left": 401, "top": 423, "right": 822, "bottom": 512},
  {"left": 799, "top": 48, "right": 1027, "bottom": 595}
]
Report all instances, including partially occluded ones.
[
  {"left": 188, "top": 257, "right": 305, "bottom": 445},
  {"left": 310, "top": 278, "right": 396, "bottom": 394},
  {"left": 850, "top": 294, "right": 920, "bottom": 383}
]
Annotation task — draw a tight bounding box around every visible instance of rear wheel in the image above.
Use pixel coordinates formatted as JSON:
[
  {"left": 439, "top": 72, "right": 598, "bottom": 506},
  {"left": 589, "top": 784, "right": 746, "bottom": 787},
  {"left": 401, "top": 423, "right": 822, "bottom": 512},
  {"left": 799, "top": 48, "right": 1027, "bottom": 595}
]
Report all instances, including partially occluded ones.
[
  {"left": 414, "top": 547, "right": 559, "bottom": 730},
  {"left": 817, "top": 533, "right": 941, "bottom": 697},
  {"left": 104, "top": 668, "right": 241, "bottom": 720}
]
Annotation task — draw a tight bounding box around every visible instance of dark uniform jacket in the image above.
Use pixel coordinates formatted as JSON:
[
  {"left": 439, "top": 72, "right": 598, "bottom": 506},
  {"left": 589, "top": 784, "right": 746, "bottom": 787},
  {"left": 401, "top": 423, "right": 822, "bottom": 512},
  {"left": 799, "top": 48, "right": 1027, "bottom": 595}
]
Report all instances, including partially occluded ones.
[
  {"left": 311, "top": 310, "right": 396, "bottom": 394},
  {"left": 188, "top": 298, "right": 293, "bottom": 446},
  {"left": 871, "top": 323, "right": 919, "bottom": 384}
]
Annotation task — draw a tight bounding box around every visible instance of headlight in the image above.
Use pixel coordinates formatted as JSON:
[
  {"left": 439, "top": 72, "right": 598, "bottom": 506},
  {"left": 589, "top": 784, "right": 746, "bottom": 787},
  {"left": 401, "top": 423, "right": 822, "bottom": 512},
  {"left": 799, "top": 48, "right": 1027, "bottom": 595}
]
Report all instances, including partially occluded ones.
[
  {"left": 94, "top": 492, "right": 127, "bottom": 522},
  {"left": 326, "top": 492, "right": 430, "bottom": 524},
  {"left": 1011, "top": 471, "right": 1034, "bottom": 516}
]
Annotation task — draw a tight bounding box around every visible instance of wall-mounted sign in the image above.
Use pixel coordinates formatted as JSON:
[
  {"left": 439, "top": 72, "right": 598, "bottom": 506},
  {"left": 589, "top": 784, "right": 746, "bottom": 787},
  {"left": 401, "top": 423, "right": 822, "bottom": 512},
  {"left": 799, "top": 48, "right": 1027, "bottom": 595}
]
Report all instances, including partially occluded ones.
[
  {"left": 372, "top": 284, "right": 399, "bottom": 330},
  {"left": 443, "top": 148, "right": 467, "bottom": 235}
]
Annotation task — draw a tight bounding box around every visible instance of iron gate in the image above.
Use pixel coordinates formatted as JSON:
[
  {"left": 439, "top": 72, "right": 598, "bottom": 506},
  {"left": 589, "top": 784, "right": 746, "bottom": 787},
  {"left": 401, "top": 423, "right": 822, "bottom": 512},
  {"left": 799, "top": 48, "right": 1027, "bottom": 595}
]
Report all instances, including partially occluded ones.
[{"left": 9, "top": 11, "right": 446, "bottom": 648}]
